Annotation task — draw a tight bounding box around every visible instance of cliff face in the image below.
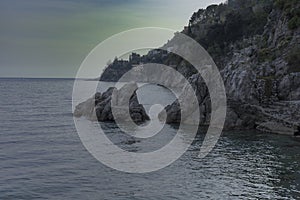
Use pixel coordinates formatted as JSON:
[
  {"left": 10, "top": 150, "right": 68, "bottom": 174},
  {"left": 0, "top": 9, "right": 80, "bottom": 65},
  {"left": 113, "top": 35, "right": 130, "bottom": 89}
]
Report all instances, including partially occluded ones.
[
  {"left": 163, "top": 0, "right": 300, "bottom": 133},
  {"left": 193, "top": 0, "right": 299, "bottom": 101}
]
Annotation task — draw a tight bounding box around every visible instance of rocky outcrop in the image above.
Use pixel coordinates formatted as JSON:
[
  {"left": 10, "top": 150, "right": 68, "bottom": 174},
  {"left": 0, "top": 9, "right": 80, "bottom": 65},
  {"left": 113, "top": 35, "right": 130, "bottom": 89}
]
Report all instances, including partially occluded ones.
[
  {"left": 90, "top": 0, "right": 299, "bottom": 135},
  {"left": 278, "top": 73, "right": 300, "bottom": 100},
  {"left": 161, "top": 73, "right": 211, "bottom": 125},
  {"left": 74, "top": 82, "right": 149, "bottom": 123},
  {"left": 161, "top": 0, "right": 300, "bottom": 134}
]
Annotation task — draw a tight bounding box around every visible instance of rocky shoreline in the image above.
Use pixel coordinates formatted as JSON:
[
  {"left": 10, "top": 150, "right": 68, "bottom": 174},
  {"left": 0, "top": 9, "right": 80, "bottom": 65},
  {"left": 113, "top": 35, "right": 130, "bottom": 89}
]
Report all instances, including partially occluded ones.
[
  {"left": 75, "top": 0, "right": 300, "bottom": 135},
  {"left": 160, "top": 0, "right": 300, "bottom": 135}
]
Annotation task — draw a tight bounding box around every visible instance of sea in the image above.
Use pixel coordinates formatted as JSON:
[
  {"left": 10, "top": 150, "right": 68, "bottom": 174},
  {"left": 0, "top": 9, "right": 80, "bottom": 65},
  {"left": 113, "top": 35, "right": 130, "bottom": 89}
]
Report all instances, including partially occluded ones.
[{"left": 1, "top": 78, "right": 300, "bottom": 199}]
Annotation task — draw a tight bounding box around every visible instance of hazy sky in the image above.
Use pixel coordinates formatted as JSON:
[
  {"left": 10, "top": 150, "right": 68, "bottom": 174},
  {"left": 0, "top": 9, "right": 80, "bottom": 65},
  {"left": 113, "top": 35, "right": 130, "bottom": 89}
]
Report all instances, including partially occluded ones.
[{"left": 0, "top": 0, "right": 224, "bottom": 78}]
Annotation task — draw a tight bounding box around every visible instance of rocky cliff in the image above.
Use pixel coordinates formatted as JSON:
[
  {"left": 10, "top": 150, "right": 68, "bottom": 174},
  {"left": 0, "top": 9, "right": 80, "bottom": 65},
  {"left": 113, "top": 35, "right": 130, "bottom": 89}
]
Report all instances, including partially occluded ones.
[
  {"left": 95, "top": 0, "right": 299, "bottom": 134},
  {"left": 163, "top": 0, "right": 300, "bottom": 134}
]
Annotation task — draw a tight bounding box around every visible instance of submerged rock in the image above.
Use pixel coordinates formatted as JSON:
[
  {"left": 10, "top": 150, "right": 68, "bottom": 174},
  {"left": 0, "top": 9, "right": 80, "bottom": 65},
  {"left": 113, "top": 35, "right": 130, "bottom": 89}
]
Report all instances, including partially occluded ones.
[{"left": 74, "top": 82, "right": 149, "bottom": 123}]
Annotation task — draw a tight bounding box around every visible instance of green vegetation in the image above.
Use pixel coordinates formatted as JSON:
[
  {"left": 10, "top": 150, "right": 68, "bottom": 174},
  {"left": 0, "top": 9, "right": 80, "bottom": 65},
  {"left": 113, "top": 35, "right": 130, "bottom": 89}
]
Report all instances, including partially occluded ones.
[
  {"left": 187, "top": 0, "right": 275, "bottom": 67},
  {"left": 274, "top": 0, "right": 286, "bottom": 10},
  {"left": 185, "top": 0, "right": 300, "bottom": 69},
  {"left": 258, "top": 48, "right": 276, "bottom": 62},
  {"left": 257, "top": 76, "right": 275, "bottom": 99},
  {"left": 264, "top": 78, "right": 273, "bottom": 98},
  {"left": 287, "top": 48, "right": 300, "bottom": 73},
  {"left": 275, "top": 0, "right": 300, "bottom": 30},
  {"left": 275, "top": 0, "right": 298, "bottom": 11},
  {"left": 278, "top": 36, "right": 293, "bottom": 49},
  {"left": 288, "top": 16, "right": 300, "bottom": 29}
]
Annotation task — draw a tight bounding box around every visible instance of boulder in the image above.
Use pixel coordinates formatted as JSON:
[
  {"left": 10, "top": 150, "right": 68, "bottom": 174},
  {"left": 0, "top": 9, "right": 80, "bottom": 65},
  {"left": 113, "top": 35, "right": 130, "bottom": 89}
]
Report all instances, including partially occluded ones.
[
  {"left": 278, "top": 73, "right": 300, "bottom": 101},
  {"left": 74, "top": 82, "right": 149, "bottom": 123}
]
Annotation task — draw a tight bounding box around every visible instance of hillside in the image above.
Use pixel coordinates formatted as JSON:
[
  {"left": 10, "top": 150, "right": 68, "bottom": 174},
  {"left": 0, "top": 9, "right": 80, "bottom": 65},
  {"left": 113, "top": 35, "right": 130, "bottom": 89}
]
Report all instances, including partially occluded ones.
[{"left": 100, "top": 0, "right": 300, "bottom": 134}]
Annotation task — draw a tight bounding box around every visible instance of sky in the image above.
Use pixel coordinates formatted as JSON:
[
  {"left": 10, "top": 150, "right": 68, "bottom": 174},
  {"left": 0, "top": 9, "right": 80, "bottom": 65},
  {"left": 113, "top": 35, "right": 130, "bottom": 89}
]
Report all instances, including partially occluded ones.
[{"left": 0, "top": 0, "right": 224, "bottom": 78}]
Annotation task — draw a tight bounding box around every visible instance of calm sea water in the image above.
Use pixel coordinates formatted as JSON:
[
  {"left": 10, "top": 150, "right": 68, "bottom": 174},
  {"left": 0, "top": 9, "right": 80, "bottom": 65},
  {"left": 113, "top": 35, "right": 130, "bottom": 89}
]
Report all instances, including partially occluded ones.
[{"left": 1, "top": 78, "right": 300, "bottom": 200}]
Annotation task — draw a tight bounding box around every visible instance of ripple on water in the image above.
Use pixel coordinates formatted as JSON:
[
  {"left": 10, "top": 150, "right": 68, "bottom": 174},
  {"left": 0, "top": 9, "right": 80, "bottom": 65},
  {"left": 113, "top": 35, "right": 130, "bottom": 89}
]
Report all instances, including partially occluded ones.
[{"left": 0, "top": 79, "right": 300, "bottom": 200}]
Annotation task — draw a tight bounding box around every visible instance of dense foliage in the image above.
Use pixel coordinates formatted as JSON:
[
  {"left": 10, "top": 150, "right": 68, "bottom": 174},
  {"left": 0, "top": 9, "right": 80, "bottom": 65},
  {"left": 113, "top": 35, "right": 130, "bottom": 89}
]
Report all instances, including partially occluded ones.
[
  {"left": 185, "top": 0, "right": 275, "bottom": 67},
  {"left": 275, "top": 0, "right": 300, "bottom": 29}
]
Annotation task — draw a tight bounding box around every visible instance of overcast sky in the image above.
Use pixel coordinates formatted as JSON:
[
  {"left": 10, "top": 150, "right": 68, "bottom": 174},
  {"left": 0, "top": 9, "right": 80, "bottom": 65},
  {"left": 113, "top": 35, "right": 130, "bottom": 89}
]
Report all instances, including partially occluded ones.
[{"left": 0, "top": 0, "right": 224, "bottom": 78}]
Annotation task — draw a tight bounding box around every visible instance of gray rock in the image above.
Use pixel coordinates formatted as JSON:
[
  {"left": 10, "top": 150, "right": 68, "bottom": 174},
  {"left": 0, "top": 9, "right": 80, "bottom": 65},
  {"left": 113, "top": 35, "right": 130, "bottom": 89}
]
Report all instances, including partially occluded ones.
[
  {"left": 73, "top": 96, "right": 97, "bottom": 121},
  {"left": 278, "top": 73, "right": 300, "bottom": 101},
  {"left": 256, "top": 122, "right": 294, "bottom": 135},
  {"left": 74, "top": 82, "right": 149, "bottom": 123},
  {"left": 160, "top": 2, "right": 300, "bottom": 135}
]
